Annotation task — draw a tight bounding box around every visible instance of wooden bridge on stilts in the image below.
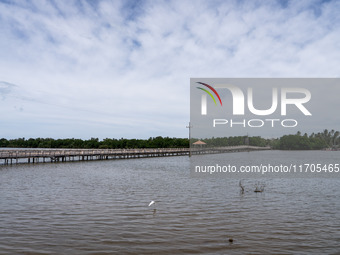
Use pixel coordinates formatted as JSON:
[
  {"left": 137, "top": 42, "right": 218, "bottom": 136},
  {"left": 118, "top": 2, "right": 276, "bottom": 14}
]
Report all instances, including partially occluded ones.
[{"left": 0, "top": 146, "right": 270, "bottom": 165}]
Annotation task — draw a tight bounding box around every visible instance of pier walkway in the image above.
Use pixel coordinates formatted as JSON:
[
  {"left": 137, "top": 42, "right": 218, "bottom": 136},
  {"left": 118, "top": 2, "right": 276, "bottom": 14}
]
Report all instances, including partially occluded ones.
[{"left": 0, "top": 146, "right": 270, "bottom": 165}]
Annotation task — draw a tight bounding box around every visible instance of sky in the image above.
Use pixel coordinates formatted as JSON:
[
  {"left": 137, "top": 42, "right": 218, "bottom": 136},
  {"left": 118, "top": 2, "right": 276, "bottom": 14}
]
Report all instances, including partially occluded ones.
[{"left": 0, "top": 0, "right": 339, "bottom": 140}]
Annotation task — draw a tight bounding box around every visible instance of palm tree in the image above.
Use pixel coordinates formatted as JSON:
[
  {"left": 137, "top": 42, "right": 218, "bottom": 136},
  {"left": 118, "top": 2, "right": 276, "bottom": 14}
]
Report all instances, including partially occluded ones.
[{"left": 332, "top": 131, "right": 340, "bottom": 148}]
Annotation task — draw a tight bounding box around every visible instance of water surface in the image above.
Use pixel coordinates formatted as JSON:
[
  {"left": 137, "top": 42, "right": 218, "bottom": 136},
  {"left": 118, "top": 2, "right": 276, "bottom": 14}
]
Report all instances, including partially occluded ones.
[{"left": 0, "top": 151, "right": 339, "bottom": 254}]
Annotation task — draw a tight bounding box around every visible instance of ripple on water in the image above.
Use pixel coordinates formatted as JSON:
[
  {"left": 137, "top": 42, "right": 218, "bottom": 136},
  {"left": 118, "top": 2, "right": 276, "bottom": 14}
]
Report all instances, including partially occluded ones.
[{"left": 0, "top": 152, "right": 340, "bottom": 254}]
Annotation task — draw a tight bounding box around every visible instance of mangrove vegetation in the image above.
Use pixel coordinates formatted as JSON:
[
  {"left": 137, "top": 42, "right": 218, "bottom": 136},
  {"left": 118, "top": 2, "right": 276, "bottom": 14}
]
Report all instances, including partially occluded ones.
[{"left": 0, "top": 129, "right": 339, "bottom": 150}]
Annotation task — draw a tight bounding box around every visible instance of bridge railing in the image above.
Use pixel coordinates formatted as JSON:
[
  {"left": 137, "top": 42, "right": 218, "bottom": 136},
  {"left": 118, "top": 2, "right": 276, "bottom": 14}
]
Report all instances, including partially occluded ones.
[
  {"left": 0, "top": 146, "right": 270, "bottom": 159},
  {"left": 0, "top": 148, "right": 190, "bottom": 158}
]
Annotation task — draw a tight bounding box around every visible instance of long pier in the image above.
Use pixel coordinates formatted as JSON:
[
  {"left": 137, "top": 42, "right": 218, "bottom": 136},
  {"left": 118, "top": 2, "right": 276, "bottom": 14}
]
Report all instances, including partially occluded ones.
[{"left": 0, "top": 146, "right": 270, "bottom": 165}]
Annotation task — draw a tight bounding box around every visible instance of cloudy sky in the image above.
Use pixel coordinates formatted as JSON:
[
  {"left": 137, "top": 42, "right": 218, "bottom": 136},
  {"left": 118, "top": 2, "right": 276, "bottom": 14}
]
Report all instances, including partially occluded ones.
[{"left": 0, "top": 0, "right": 339, "bottom": 140}]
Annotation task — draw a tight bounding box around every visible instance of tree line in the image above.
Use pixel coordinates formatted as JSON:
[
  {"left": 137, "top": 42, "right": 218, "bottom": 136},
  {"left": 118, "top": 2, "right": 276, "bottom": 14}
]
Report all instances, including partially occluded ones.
[
  {"left": 0, "top": 137, "right": 189, "bottom": 149},
  {"left": 272, "top": 129, "right": 340, "bottom": 150},
  {"left": 0, "top": 129, "right": 338, "bottom": 150},
  {"left": 193, "top": 129, "right": 340, "bottom": 150}
]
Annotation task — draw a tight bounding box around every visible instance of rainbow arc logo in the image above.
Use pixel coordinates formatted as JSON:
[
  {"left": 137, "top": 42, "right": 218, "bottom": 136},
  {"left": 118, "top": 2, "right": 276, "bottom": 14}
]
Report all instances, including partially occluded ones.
[{"left": 196, "top": 82, "right": 222, "bottom": 106}]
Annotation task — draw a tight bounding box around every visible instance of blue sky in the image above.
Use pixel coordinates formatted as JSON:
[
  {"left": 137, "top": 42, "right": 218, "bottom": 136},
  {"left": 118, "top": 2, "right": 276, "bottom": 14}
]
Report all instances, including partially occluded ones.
[{"left": 0, "top": 0, "right": 339, "bottom": 139}]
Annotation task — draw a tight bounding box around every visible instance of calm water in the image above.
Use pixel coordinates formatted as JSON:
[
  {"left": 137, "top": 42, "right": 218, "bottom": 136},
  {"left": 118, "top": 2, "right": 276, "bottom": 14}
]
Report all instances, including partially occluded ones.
[{"left": 0, "top": 151, "right": 339, "bottom": 254}]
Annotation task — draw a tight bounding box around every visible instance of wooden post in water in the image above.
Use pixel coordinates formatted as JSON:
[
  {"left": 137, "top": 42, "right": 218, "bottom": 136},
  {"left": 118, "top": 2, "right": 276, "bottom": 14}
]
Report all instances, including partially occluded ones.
[{"left": 186, "top": 122, "right": 193, "bottom": 157}]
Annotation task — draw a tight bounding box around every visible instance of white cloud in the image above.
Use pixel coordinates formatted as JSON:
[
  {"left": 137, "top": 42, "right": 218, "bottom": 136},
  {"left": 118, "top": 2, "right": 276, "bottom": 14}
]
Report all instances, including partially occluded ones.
[{"left": 0, "top": 0, "right": 339, "bottom": 139}]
